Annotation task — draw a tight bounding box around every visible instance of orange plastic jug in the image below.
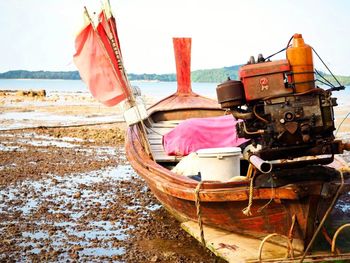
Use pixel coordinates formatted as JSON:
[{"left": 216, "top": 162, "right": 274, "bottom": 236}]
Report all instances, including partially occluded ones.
[{"left": 286, "top": 34, "right": 315, "bottom": 93}]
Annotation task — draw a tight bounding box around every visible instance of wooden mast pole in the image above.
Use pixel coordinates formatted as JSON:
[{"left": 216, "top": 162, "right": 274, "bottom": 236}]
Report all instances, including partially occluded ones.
[{"left": 173, "top": 38, "right": 193, "bottom": 95}]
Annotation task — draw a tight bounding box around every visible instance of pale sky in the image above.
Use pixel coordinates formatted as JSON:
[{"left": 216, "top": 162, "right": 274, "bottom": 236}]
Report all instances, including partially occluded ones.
[{"left": 0, "top": 0, "right": 350, "bottom": 75}]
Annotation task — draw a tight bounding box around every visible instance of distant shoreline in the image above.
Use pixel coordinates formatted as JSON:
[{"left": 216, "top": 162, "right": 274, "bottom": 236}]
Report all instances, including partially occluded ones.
[
  {"left": 0, "top": 78, "right": 73, "bottom": 81},
  {"left": 1, "top": 68, "right": 350, "bottom": 85},
  {"left": 0, "top": 66, "right": 238, "bottom": 83}
]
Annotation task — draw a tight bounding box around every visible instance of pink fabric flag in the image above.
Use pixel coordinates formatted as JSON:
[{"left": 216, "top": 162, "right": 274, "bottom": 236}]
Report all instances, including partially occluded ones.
[
  {"left": 73, "top": 17, "right": 128, "bottom": 106},
  {"left": 97, "top": 11, "right": 129, "bottom": 97},
  {"left": 163, "top": 115, "right": 249, "bottom": 156}
]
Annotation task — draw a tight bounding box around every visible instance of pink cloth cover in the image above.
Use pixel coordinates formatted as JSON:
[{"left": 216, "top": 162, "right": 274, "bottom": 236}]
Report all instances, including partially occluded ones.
[{"left": 163, "top": 115, "right": 248, "bottom": 156}]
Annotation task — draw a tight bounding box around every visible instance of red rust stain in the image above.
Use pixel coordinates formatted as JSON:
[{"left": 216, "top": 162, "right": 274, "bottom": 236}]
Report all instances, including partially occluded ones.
[{"left": 217, "top": 243, "right": 238, "bottom": 251}]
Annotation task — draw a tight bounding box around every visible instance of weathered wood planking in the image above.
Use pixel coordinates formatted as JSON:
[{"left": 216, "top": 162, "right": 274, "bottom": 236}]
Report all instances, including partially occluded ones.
[
  {"left": 147, "top": 127, "right": 174, "bottom": 135},
  {"left": 182, "top": 221, "right": 350, "bottom": 262},
  {"left": 152, "top": 152, "right": 182, "bottom": 162},
  {"left": 181, "top": 221, "right": 299, "bottom": 263},
  {"left": 151, "top": 121, "right": 181, "bottom": 128},
  {"left": 147, "top": 121, "right": 182, "bottom": 162}
]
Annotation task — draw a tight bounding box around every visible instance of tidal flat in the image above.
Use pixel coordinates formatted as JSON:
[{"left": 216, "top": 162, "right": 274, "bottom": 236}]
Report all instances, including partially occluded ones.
[
  {"left": 0, "top": 92, "right": 221, "bottom": 262},
  {"left": 1, "top": 91, "right": 350, "bottom": 262}
]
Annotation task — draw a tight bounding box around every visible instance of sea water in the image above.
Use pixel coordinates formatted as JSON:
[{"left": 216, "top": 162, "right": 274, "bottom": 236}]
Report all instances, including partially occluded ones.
[
  {"left": 1, "top": 79, "right": 350, "bottom": 131},
  {"left": 0, "top": 79, "right": 218, "bottom": 100},
  {"left": 0, "top": 79, "right": 349, "bottom": 105}
]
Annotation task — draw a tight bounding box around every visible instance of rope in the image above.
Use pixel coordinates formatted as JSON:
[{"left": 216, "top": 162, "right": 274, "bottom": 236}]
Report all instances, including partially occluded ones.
[
  {"left": 194, "top": 181, "right": 205, "bottom": 246},
  {"left": 288, "top": 215, "right": 297, "bottom": 241},
  {"left": 257, "top": 174, "right": 274, "bottom": 213},
  {"left": 246, "top": 164, "right": 254, "bottom": 179},
  {"left": 258, "top": 233, "right": 294, "bottom": 262},
  {"left": 321, "top": 226, "right": 341, "bottom": 254},
  {"left": 331, "top": 223, "right": 350, "bottom": 254},
  {"left": 242, "top": 172, "right": 256, "bottom": 216},
  {"left": 287, "top": 214, "right": 297, "bottom": 258},
  {"left": 257, "top": 196, "right": 273, "bottom": 214}
]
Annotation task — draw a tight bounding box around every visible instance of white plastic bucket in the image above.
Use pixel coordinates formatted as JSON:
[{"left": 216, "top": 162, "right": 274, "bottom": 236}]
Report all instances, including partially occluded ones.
[{"left": 196, "top": 147, "right": 242, "bottom": 182}]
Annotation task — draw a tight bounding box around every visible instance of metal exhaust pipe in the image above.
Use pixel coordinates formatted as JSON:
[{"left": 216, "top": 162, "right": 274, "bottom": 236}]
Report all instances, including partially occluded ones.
[{"left": 249, "top": 155, "right": 272, "bottom": 174}]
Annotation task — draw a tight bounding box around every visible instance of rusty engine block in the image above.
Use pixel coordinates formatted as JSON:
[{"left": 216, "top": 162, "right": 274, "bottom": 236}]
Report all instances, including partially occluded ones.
[{"left": 216, "top": 57, "right": 341, "bottom": 163}]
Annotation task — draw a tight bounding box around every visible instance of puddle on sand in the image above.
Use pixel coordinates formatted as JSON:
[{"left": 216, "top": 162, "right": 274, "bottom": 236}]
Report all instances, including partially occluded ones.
[
  {"left": 0, "top": 132, "right": 124, "bottom": 163},
  {"left": 0, "top": 132, "right": 83, "bottom": 150},
  {"left": 0, "top": 144, "right": 23, "bottom": 151},
  {"left": 17, "top": 138, "right": 79, "bottom": 148},
  {"left": 0, "top": 111, "right": 124, "bottom": 130},
  {"left": 0, "top": 165, "right": 159, "bottom": 262}
]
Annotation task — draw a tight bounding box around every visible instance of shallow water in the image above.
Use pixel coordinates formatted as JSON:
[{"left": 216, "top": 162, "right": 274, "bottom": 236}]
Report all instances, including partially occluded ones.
[
  {"left": 0, "top": 165, "right": 155, "bottom": 261},
  {"left": 0, "top": 111, "right": 124, "bottom": 130},
  {"left": 0, "top": 79, "right": 349, "bottom": 101}
]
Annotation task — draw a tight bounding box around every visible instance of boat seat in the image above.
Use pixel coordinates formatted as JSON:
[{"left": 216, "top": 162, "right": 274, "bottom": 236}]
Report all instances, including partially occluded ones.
[{"left": 147, "top": 120, "right": 183, "bottom": 162}]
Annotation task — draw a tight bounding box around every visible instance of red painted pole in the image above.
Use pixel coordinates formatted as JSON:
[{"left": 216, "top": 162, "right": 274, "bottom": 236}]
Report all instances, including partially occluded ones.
[{"left": 173, "top": 38, "right": 193, "bottom": 95}]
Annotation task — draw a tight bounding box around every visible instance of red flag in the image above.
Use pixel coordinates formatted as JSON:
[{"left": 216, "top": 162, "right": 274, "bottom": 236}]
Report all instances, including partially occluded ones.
[
  {"left": 99, "top": 0, "right": 122, "bottom": 53},
  {"left": 73, "top": 19, "right": 128, "bottom": 106},
  {"left": 97, "top": 11, "right": 129, "bottom": 96},
  {"left": 98, "top": 11, "right": 122, "bottom": 54}
]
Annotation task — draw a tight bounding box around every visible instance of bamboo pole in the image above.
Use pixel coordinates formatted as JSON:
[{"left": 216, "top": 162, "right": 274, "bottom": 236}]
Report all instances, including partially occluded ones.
[
  {"left": 99, "top": 3, "right": 153, "bottom": 159},
  {"left": 83, "top": 6, "right": 153, "bottom": 159}
]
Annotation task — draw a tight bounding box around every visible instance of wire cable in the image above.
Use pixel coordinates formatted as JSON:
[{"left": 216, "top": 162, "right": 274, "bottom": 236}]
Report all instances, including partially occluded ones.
[
  {"left": 314, "top": 69, "right": 335, "bottom": 88},
  {"left": 316, "top": 79, "right": 335, "bottom": 88},
  {"left": 286, "top": 35, "right": 294, "bottom": 50},
  {"left": 312, "top": 47, "right": 342, "bottom": 87},
  {"left": 263, "top": 35, "right": 294, "bottom": 61},
  {"left": 335, "top": 111, "right": 350, "bottom": 137},
  {"left": 264, "top": 47, "right": 288, "bottom": 61}
]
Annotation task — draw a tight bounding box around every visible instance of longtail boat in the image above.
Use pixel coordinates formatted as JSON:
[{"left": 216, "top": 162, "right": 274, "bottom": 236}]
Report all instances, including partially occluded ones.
[
  {"left": 126, "top": 37, "right": 350, "bottom": 262},
  {"left": 72, "top": 4, "right": 350, "bottom": 260}
]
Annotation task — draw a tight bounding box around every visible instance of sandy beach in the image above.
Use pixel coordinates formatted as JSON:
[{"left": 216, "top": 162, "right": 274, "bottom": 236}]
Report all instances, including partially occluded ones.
[{"left": 1, "top": 90, "right": 350, "bottom": 262}]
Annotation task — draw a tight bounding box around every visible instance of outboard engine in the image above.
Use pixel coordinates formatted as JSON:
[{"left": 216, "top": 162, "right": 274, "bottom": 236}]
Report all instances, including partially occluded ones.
[{"left": 216, "top": 34, "right": 343, "bottom": 164}]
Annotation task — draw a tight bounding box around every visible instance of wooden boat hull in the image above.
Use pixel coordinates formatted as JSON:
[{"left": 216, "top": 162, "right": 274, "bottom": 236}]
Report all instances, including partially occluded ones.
[
  {"left": 126, "top": 122, "right": 345, "bottom": 251},
  {"left": 125, "top": 37, "right": 349, "bottom": 256}
]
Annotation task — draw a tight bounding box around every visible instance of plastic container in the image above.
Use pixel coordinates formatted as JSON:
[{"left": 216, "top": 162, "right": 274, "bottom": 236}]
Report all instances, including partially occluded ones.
[
  {"left": 196, "top": 147, "right": 242, "bottom": 182},
  {"left": 286, "top": 33, "right": 315, "bottom": 93}
]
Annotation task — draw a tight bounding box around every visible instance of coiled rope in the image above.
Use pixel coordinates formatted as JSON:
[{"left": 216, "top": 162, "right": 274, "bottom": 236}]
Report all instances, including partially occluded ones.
[
  {"left": 194, "top": 181, "right": 205, "bottom": 246},
  {"left": 242, "top": 171, "right": 256, "bottom": 216}
]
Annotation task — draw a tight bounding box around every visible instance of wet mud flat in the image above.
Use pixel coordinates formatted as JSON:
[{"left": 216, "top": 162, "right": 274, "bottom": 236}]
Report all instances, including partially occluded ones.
[
  {"left": 1, "top": 87, "right": 349, "bottom": 262},
  {"left": 0, "top": 124, "right": 221, "bottom": 262}
]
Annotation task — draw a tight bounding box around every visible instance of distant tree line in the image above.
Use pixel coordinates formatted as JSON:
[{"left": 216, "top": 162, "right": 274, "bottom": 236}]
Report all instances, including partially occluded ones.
[
  {"left": 0, "top": 66, "right": 243, "bottom": 83},
  {"left": 0, "top": 70, "right": 81, "bottom": 80},
  {"left": 128, "top": 73, "right": 176, "bottom": 82},
  {"left": 191, "top": 65, "right": 241, "bottom": 82},
  {"left": 1, "top": 67, "right": 350, "bottom": 85},
  {"left": 316, "top": 70, "right": 350, "bottom": 86}
]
